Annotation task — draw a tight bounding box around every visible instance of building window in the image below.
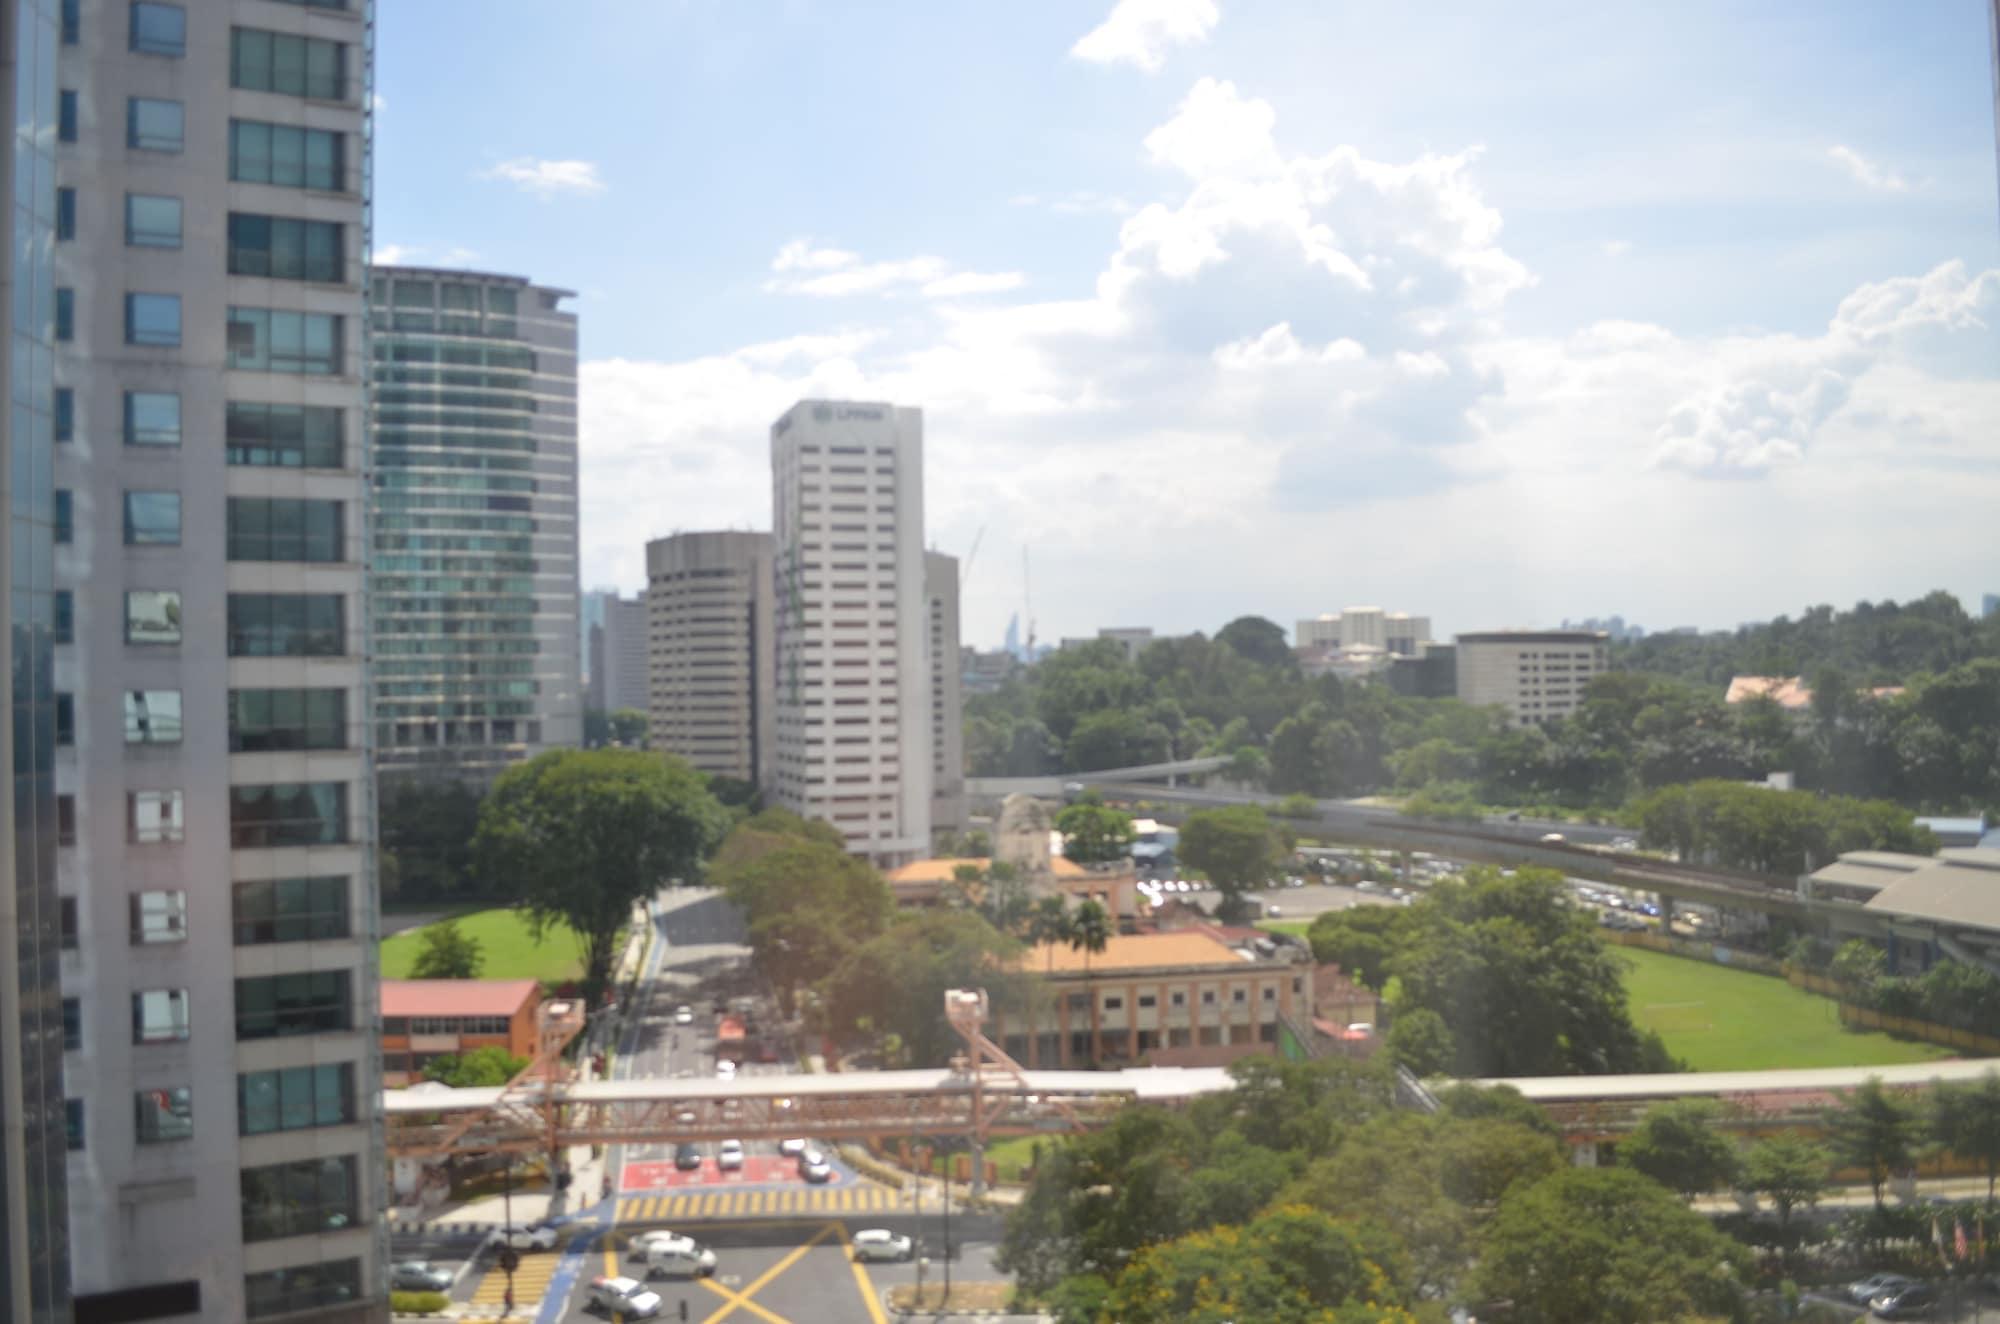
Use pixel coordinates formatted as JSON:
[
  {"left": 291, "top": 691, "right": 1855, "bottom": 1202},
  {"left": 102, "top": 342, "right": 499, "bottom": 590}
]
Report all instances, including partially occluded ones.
[
  {"left": 135, "top": 1086, "right": 193, "bottom": 1143},
  {"left": 1103, "top": 996, "right": 1123, "bottom": 1011},
  {"left": 230, "top": 782, "right": 347, "bottom": 848},
  {"left": 53, "top": 490, "right": 70, "bottom": 543},
  {"left": 65, "top": 1099, "right": 83, "bottom": 1151},
  {"left": 1232, "top": 987, "right": 1247, "bottom": 1004},
  {"left": 232, "top": 876, "right": 349, "bottom": 945},
  {"left": 245, "top": 1259, "right": 361, "bottom": 1319},
  {"left": 130, "top": 3, "right": 187, "bottom": 55},
  {"left": 62, "top": 998, "right": 80, "bottom": 1051},
  {"left": 234, "top": 970, "right": 351, "bottom": 1039},
  {"left": 58, "top": 90, "right": 76, "bottom": 143},
  {"left": 1170, "top": 991, "right": 1185, "bottom": 1008},
  {"left": 128, "top": 789, "right": 184, "bottom": 843},
  {"left": 126, "top": 97, "right": 184, "bottom": 152},
  {"left": 124, "top": 292, "right": 181, "bottom": 346},
  {"left": 226, "top": 497, "right": 342, "bottom": 561},
  {"left": 53, "top": 388, "right": 72, "bottom": 442},
  {"left": 125, "top": 589, "right": 182, "bottom": 644},
  {"left": 55, "top": 693, "right": 73, "bottom": 746},
  {"left": 123, "top": 389, "right": 181, "bottom": 446},
  {"left": 231, "top": 28, "right": 346, "bottom": 100},
  {"left": 227, "top": 213, "right": 343, "bottom": 283},
  {"left": 61, "top": 0, "right": 78, "bottom": 43},
  {"left": 53, "top": 591, "right": 72, "bottom": 644},
  {"left": 1201, "top": 989, "right": 1216, "bottom": 1006},
  {"left": 129, "top": 890, "right": 187, "bottom": 944},
  {"left": 58, "top": 896, "right": 77, "bottom": 948},
  {"left": 123, "top": 690, "right": 183, "bottom": 744},
  {"left": 55, "top": 187, "right": 74, "bottom": 240},
  {"left": 125, "top": 193, "right": 182, "bottom": 248},
  {"left": 227, "top": 593, "right": 345, "bottom": 656},
  {"left": 237, "top": 1062, "right": 355, "bottom": 1135},
  {"left": 229, "top": 689, "right": 347, "bottom": 752},
  {"left": 226, "top": 402, "right": 343, "bottom": 468},
  {"left": 123, "top": 490, "right": 181, "bottom": 544},
  {"left": 240, "top": 1156, "right": 358, "bottom": 1242},
  {"left": 228, "top": 119, "right": 343, "bottom": 190},
  {"left": 1138, "top": 994, "right": 1156, "bottom": 1009},
  {"left": 56, "top": 796, "right": 75, "bottom": 847},
  {"left": 132, "top": 988, "right": 191, "bottom": 1042},
  {"left": 54, "top": 287, "right": 72, "bottom": 341},
  {"left": 225, "top": 306, "right": 342, "bottom": 374}
]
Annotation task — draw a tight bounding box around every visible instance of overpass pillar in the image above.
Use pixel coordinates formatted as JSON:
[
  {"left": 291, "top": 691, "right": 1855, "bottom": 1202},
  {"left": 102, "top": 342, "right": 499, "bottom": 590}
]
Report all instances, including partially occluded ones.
[{"left": 1656, "top": 893, "right": 1674, "bottom": 935}]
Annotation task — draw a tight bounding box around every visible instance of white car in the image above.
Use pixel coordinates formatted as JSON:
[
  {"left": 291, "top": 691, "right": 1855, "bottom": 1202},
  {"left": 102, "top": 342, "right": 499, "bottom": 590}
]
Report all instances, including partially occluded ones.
[
  {"left": 715, "top": 1059, "right": 737, "bottom": 1079},
  {"left": 642, "top": 1236, "right": 716, "bottom": 1280},
  {"left": 717, "top": 1139, "right": 745, "bottom": 1171},
  {"left": 491, "top": 1220, "right": 562, "bottom": 1251},
  {"left": 778, "top": 1137, "right": 807, "bottom": 1157},
  {"left": 588, "top": 1275, "right": 663, "bottom": 1318},
  {"left": 673, "top": 1005, "right": 694, "bottom": 1026},
  {"left": 850, "top": 1229, "right": 914, "bottom": 1263},
  {"left": 627, "top": 1229, "right": 693, "bottom": 1261}
]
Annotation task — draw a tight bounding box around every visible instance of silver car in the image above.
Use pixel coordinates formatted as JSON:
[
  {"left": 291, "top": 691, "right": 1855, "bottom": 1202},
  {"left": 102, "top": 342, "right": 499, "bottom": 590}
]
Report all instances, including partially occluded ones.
[
  {"left": 390, "top": 1260, "right": 452, "bottom": 1292},
  {"left": 850, "top": 1229, "right": 913, "bottom": 1262}
]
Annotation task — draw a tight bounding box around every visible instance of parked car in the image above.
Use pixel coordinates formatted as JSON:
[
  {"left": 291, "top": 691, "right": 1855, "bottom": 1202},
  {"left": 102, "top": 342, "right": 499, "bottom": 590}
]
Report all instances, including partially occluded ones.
[
  {"left": 802, "top": 1155, "right": 833, "bottom": 1183},
  {"left": 643, "top": 1235, "right": 716, "bottom": 1280},
  {"left": 850, "top": 1229, "right": 914, "bottom": 1262},
  {"left": 1847, "top": 1273, "right": 1915, "bottom": 1304},
  {"left": 627, "top": 1229, "right": 693, "bottom": 1262},
  {"left": 779, "top": 1137, "right": 807, "bottom": 1157},
  {"left": 718, "top": 1139, "right": 745, "bottom": 1171},
  {"left": 587, "top": 1275, "right": 663, "bottom": 1318},
  {"left": 674, "top": 1142, "right": 704, "bottom": 1172},
  {"left": 491, "top": 1220, "right": 563, "bottom": 1252},
  {"left": 1869, "top": 1284, "right": 1938, "bottom": 1318},
  {"left": 673, "top": 1004, "right": 695, "bottom": 1026},
  {"left": 715, "top": 1059, "right": 737, "bottom": 1079},
  {"left": 390, "top": 1261, "right": 453, "bottom": 1292}
]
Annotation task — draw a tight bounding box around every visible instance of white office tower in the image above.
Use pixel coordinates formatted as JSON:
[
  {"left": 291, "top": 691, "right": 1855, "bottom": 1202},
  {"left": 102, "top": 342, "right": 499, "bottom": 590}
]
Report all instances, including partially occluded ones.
[
  {"left": 770, "top": 402, "right": 931, "bottom": 865},
  {"left": 925, "top": 551, "right": 965, "bottom": 839},
  {"left": 646, "top": 531, "right": 775, "bottom": 785}
]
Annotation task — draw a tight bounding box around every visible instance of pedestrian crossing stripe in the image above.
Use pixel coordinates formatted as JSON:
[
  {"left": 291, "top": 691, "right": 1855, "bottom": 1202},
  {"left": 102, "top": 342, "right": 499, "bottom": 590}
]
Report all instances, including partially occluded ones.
[
  {"left": 617, "top": 1185, "right": 899, "bottom": 1222},
  {"left": 467, "top": 1249, "right": 562, "bottom": 1305}
]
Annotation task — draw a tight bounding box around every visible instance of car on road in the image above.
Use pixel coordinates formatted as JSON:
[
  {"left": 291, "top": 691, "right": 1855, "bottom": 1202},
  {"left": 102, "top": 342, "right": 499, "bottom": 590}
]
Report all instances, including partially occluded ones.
[
  {"left": 1848, "top": 1273, "right": 1915, "bottom": 1304},
  {"left": 674, "top": 1142, "right": 704, "bottom": 1171},
  {"left": 1540, "top": 831, "right": 1567, "bottom": 844},
  {"left": 673, "top": 1004, "right": 694, "bottom": 1025},
  {"left": 641, "top": 1234, "right": 717, "bottom": 1279},
  {"left": 490, "top": 1220, "right": 563, "bottom": 1251},
  {"left": 587, "top": 1275, "right": 663, "bottom": 1318},
  {"left": 718, "top": 1139, "right": 745, "bottom": 1171},
  {"left": 850, "top": 1229, "right": 914, "bottom": 1262},
  {"left": 715, "top": 1059, "right": 737, "bottom": 1079},
  {"left": 390, "top": 1261, "right": 453, "bottom": 1292},
  {"left": 779, "top": 1137, "right": 807, "bottom": 1157},
  {"left": 627, "top": 1229, "right": 694, "bottom": 1261},
  {"left": 1869, "top": 1284, "right": 1938, "bottom": 1318},
  {"left": 801, "top": 1154, "right": 833, "bottom": 1183}
]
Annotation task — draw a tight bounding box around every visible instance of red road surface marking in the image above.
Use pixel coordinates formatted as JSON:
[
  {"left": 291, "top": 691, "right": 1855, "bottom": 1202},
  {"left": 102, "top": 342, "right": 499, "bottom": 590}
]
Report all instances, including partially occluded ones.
[{"left": 620, "top": 1155, "right": 844, "bottom": 1192}]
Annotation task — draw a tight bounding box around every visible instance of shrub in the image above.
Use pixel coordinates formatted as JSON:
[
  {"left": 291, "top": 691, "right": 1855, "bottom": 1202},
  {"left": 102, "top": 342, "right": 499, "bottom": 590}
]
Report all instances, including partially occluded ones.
[{"left": 390, "top": 1291, "right": 449, "bottom": 1315}]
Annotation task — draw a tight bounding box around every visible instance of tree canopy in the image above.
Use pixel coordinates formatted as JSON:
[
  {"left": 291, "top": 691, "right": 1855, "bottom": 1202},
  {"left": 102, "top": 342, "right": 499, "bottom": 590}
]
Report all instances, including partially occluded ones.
[
  {"left": 407, "top": 918, "right": 483, "bottom": 980},
  {"left": 1054, "top": 800, "right": 1136, "bottom": 864},
  {"left": 422, "top": 1045, "right": 527, "bottom": 1088},
  {"left": 1178, "top": 805, "right": 1287, "bottom": 918},
  {"left": 1618, "top": 1098, "right": 1739, "bottom": 1199}
]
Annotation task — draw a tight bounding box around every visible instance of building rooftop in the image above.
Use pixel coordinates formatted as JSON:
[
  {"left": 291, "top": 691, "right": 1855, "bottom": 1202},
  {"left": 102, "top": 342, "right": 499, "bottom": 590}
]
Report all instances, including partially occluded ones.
[
  {"left": 1018, "top": 928, "right": 1253, "bottom": 976},
  {"left": 1863, "top": 848, "right": 2000, "bottom": 930},
  {"left": 1806, "top": 851, "right": 1929, "bottom": 894},
  {"left": 381, "top": 979, "right": 541, "bottom": 1018},
  {"left": 885, "top": 856, "right": 1093, "bottom": 884},
  {"left": 1725, "top": 675, "right": 1813, "bottom": 709}
]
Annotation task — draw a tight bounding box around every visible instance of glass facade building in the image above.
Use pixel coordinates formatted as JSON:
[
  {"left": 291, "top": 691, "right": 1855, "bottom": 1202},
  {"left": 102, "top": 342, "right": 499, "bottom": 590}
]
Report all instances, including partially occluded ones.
[{"left": 368, "top": 268, "right": 582, "bottom": 781}]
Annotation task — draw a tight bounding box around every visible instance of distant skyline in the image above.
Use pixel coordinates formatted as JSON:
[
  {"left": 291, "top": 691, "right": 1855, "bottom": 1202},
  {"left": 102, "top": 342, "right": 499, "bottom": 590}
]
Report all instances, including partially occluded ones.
[{"left": 377, "top": 0, "right": 2000, "bottom": 648}]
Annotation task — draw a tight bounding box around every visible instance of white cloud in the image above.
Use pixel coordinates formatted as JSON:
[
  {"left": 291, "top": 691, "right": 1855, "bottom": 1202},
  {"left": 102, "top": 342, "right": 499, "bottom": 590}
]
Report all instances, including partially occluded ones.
[
  {"left": 372, "top": 242, "right": 481, "bottom": 268},
  {"left": 1010, "top": 191, "right": 1133, "bottom": 216},
  {"left": 370, "top": 93, "right": 386, "bottom": 115},
  {"left": 479, "top": 157, "right": 605, "bottom": 199},
  {"left": 763, "top": 241, "right": 1023, "bottom": 300},
  {"left": 1602, "top": 239, "right": 1632, "bottom": 257},
  {"left": 1071, "top": 0, "right": 1219, "bottom": 72},
  {"left": 1827, "top": 144, "right": 1909, "bottom": 193}
]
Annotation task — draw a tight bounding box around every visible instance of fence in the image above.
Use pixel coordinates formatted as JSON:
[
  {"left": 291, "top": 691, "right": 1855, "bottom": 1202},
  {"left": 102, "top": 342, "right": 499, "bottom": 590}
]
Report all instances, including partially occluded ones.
[
  {"left": 1608, "top": 929, "right": 1785, "bottom": 976},
  {"left": 1837, "top": 1003, "right": 2000, "bottom": 1056}
]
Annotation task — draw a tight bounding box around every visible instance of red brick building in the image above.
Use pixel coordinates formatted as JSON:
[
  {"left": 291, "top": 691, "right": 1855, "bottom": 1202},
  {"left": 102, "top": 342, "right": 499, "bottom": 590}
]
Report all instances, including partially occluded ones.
[{"left": 380, "top": 979, "right": 540, "bottom": 1086}]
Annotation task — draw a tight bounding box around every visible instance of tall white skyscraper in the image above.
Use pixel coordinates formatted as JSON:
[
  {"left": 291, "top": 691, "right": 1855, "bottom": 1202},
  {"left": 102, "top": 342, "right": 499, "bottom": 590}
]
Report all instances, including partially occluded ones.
[
  {"left": 646, "top": 532, "right": 774, "bottom": 786},
  {"left": 770, "top": 401, "right": 931, "bottom": 865}
]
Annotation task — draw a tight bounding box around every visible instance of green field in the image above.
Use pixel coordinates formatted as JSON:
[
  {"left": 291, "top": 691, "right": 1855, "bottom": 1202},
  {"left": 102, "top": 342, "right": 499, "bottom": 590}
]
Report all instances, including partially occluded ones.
[
  {"left": 1259, "top": 919, "right": 1313, "bottom": 939},
  {"left": 1618, "top": 946, "right": 1953, "bottom": 1072},
  {"left": 379, "top": 906, "right": 588, "bottom": 983}
]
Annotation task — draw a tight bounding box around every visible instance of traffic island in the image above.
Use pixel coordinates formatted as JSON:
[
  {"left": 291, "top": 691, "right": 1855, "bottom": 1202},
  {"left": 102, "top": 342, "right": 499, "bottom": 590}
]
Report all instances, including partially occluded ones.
[{"left": 887, "top": 1281, "right": 1016, "bottom": 1315}]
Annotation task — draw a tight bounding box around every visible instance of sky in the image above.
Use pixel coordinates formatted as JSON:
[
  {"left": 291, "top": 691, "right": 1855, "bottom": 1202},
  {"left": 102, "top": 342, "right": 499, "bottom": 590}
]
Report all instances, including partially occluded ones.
[{"left": 374, "top": 0, "right": 2000, "bottom": 647}]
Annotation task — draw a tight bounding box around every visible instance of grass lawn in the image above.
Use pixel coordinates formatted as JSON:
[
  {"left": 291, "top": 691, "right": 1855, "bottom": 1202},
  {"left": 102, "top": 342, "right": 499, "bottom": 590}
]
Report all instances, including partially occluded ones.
[
  {"left": 923, "top": 1134, "right": 1053, "bottom": 1184},
  {"left": 379, "top": 906, "right": 588, "bottom": 983},
  {"left": 1618, "top": 946, "right": 1953, "bottom": 1072},
  {"left": 1259, "top": 919, "right": 1314, "bottom": 939}
]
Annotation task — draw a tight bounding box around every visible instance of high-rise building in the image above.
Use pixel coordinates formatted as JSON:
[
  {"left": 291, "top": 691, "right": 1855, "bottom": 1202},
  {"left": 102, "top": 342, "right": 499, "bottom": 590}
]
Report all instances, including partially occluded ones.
[
  {"left": 589, "top": 591, "right": 648, "bottom": 716},
  {"left": 52, "top": 2, "right": 383, "bottom": 1320},
  {"left": 1296, "top": 609, "right": 1431, "bottom": 656},
  {"left": 770, "top": 400, "right": 931, "bottom": 865},
  {"left": 1, "top": 4, "right": 70, "bottom": 1321},
  {"left": 1455, "top": 630, "right": 1610, "bottom": 727},
  {"left": 369, "top": 267, "right": 582, "bottom": 781},
  {"left": 925, "top": 552, "right": 964, "bottom": 839},
  {"left": 579, "top": 587, "right": 611, "bottom": 686},
  {"left": 645, "top": 533, "right": 773, "bottom": 783},
  {"left": 1984, "top": 593, "right": 1998, "bottom": 619}
]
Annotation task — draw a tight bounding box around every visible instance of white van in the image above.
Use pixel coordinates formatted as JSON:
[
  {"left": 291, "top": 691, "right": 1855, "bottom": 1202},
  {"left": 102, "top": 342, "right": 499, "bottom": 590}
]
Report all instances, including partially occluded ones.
[{"left": 645, "top": 1236, "right": 717, "bottom": 1279}]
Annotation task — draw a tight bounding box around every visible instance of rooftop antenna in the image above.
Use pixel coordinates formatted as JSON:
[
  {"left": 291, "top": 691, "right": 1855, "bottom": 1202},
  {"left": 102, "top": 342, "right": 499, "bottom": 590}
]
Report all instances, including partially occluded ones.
[{"left": 1023, "top": 547, "right": 1035, "bottom": 658}]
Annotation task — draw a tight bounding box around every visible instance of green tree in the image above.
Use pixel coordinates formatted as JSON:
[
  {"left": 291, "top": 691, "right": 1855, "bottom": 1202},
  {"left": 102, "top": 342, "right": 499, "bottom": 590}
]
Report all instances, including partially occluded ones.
[
  {"left": 1213, "top": 615, "right": 1295, "bottom": 670},
  {"left": 1068, "top": 899, "right": 1111, "bottom": 1062},
  {"left": 472, "top": 748, "right": 727, "bottom": 1001},
  {"left": 1282, "top": 1114, "right": 1469, "bottom": 1295},
  {"left": 1830, "top": 938, "right": 1886, "bottom": 993},
  {"left": 820, "top": 910, "right": 1027, "bottom": 1064},
  {"left": 1432, "top": 1082, "right": 1560, "bottom": 1137},
  {"left": 1931, "top": 1070, "right": 2000, "bottom": 1201},
  {"left": 1307, "top": 904, "right": 1408, "bottom": 990},
  {"left": 1179, "top": 805, "right": 1285, "bottom": 920},
  {"left": 1383, "top": 1008, "right": 1453, "bottom": 1078},
  {"left": 421, "top": 1045, "right": 528, "bottom": 1087},
  {"left": 1054, "top": 801, "right": 1136, "bottom": 864},
  {"left": 1473, "top": 1166, "right": 1749, "bottom": 1324},
  {"left": 1618, "top": 1098, "right": 1739, "bottom": 1199},
  {"left": 1825, "top": 1077, "right": 1919, "bottom": 1209},
  {"left": 379, "top": 777, "right": 485, "bottom": 903},
  {"left": 408, "top": 917, "right": 483, "bottom": 980},
  {"left": 1740, "top": 1134, "right": 1829, "bottom": 1237}
]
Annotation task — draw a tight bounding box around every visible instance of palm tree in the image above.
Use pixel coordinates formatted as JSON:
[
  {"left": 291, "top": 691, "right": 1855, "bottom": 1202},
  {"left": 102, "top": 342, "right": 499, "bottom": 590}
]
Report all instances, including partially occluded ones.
[
  {"left": 1022, "top": 896, "right": 1072, "bottom": 1065},
  {"left": 1068, "top": 900, "right": 1112, "bottom": 1066}
]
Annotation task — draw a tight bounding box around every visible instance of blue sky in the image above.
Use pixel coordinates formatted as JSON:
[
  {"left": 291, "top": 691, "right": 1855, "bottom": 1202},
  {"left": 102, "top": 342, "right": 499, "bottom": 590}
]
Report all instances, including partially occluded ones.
[{"left": 376, "top": 0, "right": 2000, "bottom": 647}]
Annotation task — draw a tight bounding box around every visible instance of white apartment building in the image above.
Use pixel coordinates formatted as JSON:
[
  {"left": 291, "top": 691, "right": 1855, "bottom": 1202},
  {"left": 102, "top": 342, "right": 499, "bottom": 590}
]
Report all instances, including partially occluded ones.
[
  {"left": 925, "top": 551, "right": 964, "bottom": 839},
  {"left": 645, "top": 532, "right": 774, "bottom": 785},
  {"left": 52, "top": 2, "right": 383, "bottom": 1321},
  {"left": 770, "top": 401, "right": 930, "bottom": 865},
  {"left": 1455, "top": 630, "right": 1611, "bottom": 726},
  {"left": 1296, "top": 608, "right": 1432, "bottom": 657}
]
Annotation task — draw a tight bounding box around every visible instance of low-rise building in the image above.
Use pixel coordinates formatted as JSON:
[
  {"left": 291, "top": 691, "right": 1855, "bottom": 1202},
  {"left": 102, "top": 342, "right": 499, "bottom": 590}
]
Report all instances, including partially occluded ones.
[
  {"left": 1800, "top": 847, "right": 2000, "bottom": 974},
  {"left": 883, "top": 855, "right": 1140, "bottom": 921},
  {"left": 1455, "top": 629, "right": 1610, "bottom": 726},
  {"left": 1297, "top": 608, "right": 1432, "bottom": 656},
  {"left": 993, "top": 928, "right": 1324, "bottom": 1069},
  {"left": 380, "top": 979, "right": 541, "bottom": 1086}
]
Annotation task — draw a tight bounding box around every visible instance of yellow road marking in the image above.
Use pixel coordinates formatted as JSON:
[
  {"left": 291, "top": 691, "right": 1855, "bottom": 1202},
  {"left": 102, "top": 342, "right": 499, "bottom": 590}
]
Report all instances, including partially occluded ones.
[
  {"left": 836, "top": 1223, "right": 891, "bottom": 1324},
  {"left": 696, "top": 1221, "right": 838, "bottom": 1324}
]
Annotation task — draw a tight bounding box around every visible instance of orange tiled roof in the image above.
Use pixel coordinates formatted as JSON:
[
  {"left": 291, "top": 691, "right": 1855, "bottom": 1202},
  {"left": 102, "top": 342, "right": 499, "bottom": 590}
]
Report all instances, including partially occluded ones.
[
  {"left": 381, "top": 979, "right": 540, "bottom": 1018},
  {"left": 1017, "top": 929, "right": 1247, "bottom": 975}
]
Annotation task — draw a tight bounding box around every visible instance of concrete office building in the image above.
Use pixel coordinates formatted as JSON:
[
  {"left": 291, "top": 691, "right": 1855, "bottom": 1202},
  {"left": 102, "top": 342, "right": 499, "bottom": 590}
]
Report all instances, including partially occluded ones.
[
  {"left": 645, "top": 532, "right": 774, "bottom": 784},
  {"left": 52, "top": 2, "right": 384, "bottom": 1320},
  {"left": 586, "top": 590, "right": 646, "bottom": 715},
  {"left": 1455, "top": 630, "right": 1610, "bottom": 726},
  {"left": 926, "top": 551, "right": 964, "bottom": 839},
  {"left": 1, "top": 4, "right": 71, "bottom": 1320},
  {"left": 770, "top": 400, "right": 930, "bottom": 865},
  {"left": 370, "top": 267, "right": 581, "bottom": 782},
  {"left": 1296, "top": 608, "right": 1431, "bottom": 657}
]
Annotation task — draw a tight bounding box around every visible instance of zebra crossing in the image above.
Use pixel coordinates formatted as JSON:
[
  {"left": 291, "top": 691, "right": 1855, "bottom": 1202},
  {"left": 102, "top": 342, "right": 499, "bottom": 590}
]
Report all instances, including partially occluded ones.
[{"left": 617, "top": 1183, "right": 901, "bottom": 1222}]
